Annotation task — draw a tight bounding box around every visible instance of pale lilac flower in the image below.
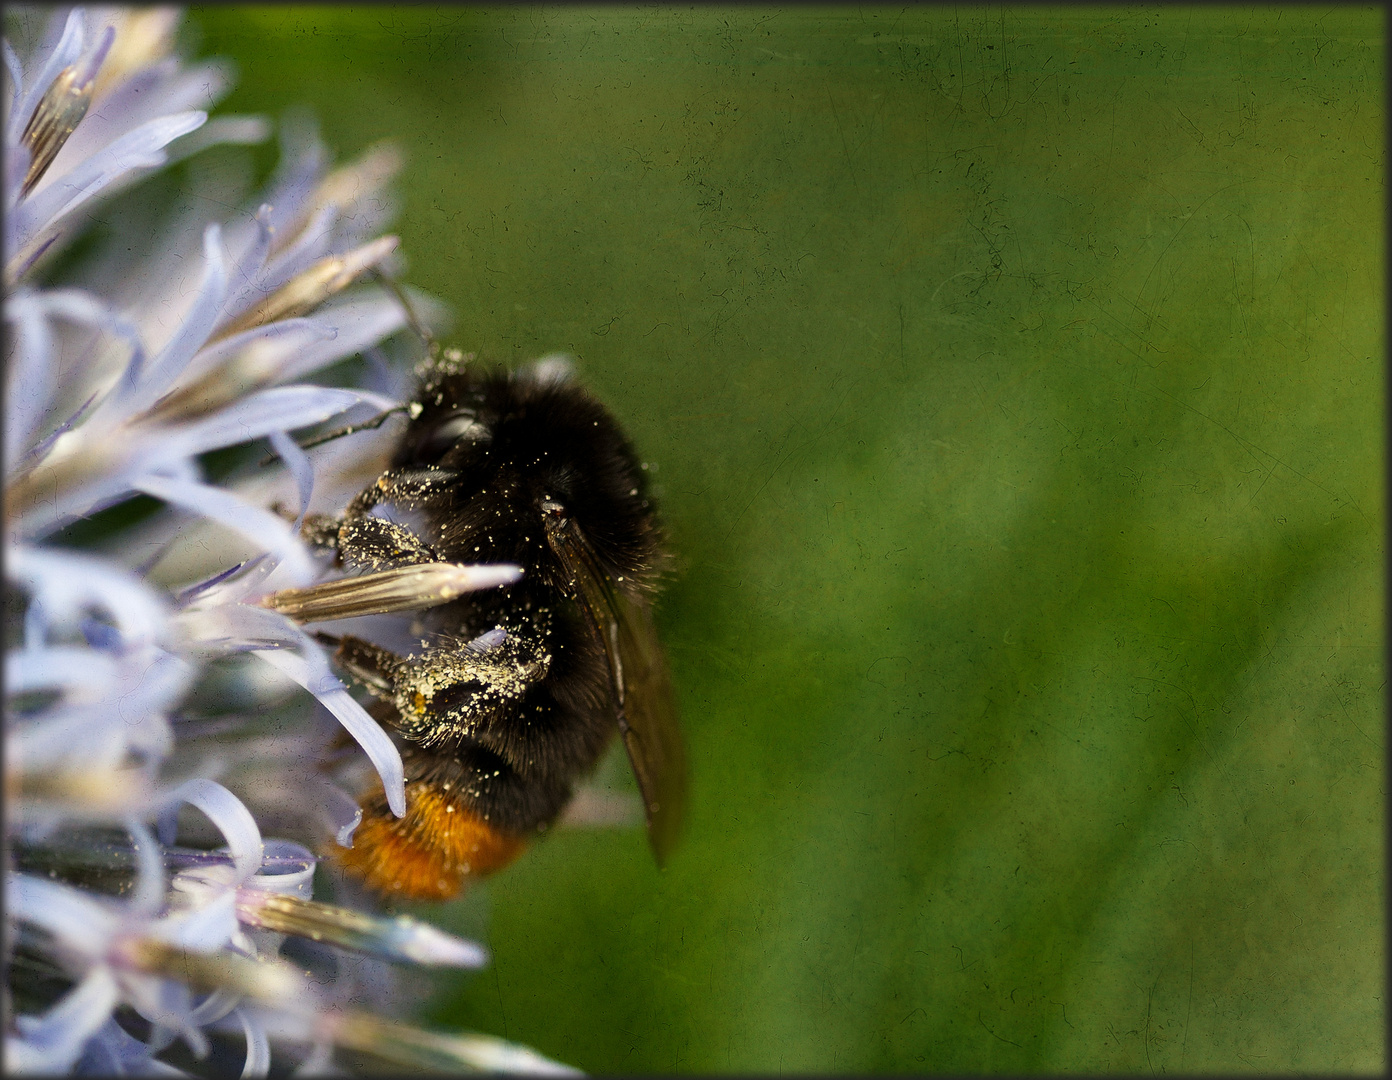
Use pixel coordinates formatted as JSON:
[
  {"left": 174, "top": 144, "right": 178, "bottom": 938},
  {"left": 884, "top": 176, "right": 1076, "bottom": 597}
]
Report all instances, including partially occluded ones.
[{"left": 5, "top": 7, "right": 572, "bottom": 1075}]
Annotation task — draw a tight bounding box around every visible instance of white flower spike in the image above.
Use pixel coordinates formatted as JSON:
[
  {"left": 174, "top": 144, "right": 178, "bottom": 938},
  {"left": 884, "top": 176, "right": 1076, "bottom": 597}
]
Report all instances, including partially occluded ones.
[{"left": 4, "top": 7, "right": 571, "bottom": 1075}]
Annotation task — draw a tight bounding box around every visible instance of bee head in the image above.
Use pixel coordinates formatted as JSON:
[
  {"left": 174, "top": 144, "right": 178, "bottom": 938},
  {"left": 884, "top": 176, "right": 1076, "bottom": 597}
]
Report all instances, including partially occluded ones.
[{"left": 399, "top": 364, "right": 662, "bottom": 585}]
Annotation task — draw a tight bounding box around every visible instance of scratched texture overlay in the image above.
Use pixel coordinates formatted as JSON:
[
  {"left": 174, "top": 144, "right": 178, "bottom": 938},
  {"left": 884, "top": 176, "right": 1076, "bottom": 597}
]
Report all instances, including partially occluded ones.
[{"left": 193, "top": 7, "right": 1383, "bottom": 1073}]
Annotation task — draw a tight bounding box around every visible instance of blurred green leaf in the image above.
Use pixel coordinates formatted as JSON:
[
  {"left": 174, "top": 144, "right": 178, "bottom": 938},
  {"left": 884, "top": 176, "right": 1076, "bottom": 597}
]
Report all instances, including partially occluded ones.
[{"left": 195, "top": 6, "right": 1383, "bottom": 1072}]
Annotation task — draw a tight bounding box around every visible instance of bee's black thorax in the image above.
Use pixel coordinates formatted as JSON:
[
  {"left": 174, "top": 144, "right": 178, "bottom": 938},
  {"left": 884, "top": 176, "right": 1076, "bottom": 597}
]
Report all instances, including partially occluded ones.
[{"left": 397, "top": 366, "right": 662, "bottom": 593}]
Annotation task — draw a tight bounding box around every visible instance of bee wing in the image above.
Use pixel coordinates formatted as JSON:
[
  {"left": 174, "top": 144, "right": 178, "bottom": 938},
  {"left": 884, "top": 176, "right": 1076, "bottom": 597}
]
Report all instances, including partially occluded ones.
[
  {"left": 546, "top": 518, "right": 686, "bottom": 863},
  {"left": 608, "top": 581, "right": 686, "bottom": 862}
]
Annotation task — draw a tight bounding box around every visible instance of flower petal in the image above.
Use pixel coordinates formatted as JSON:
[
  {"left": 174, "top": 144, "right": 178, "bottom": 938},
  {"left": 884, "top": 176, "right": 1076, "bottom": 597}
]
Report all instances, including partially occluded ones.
[
  {"left": 175, "top": 597, "right": 302, "bottom": 654},
  {"left": 174, "top": 556, "right": 266, "bottom": 607},
  {"left": 260, "top": 204, "right": 337, "bottom": 294},
  {"left": 251, "top": 646, "right": 405, "bottom": 818},
  {"left": 195, "top": 315, "right": 333, "bottom": 378},
  {"left": 298, "top": 141, "right": 404, "bottom": 254},
  {"left": 10, "top": 110, "right": 208, "bottom": 271},
  {"left": 268, "top": 431, "right": 315, "bottom": 530},
  {"left": 4, "top": 288, "right": 146, "bottom": 469},
  {"left": 8, "top": 544, "right": 169, "bottom": 646},
  {"left": 129, "top": 475, "right": 316, "bottom": 587},
  {"left": 147, "top": 320, "right": 340, "bottom": 424},
  {"left": 153, "top": 889, "right": 240, "bottom": 953},
  {"left": 178, "top": 550, "right": 309, "bottom": 610},
  {"left": 53, "top": 60, "right": 231, "bottom": 176},
  {"left": 73, "top": 1016, "right": 186, "bottom": 1077},
  {"left": 324, "top": 784, "right": 363, "bottom": 847},
  {"left": 261, "top": 120, "right": 327, "bottom": 241},
  {"left": 4, "top": 289, "right": 56, "bottom": 467},
  {"left": 125, "top": 818, "right": 167, "bottom": 919},
  {"left": 10, "top": 643, "right": 189, "bottom": 760},
  {"left": 244, "top": 840, "right": 317, "bottom": 900},
  {"left": 188, "top": 987, "right": 244, "bottom": 1029},
  {"left": 5, "top": 645, "right": 118, "bottom": 699},
  {"left": 154, "top": 386, "right": 375, "bottom": 462},
  {"left": 3, "top": 39, "right": 25, "bottom": 131},
  {"left": 277, "top": 294, "right": 409, "bottom": 383},
  {"left": 218, "top": 203, "right": 276, "bottom": 325},
  {"left": 163, "top": 114, "right": 270, "bottom": 167},
  {"left": 162, "top": 778, "right": 263, "bottom": 883},
  {"left": 11, "top": 706, "right": 124, "bottom": 776},
  {"left": 109, "top": 222, "right": 227, "bottom": 416},
  {"left": 6, "top": 874, "right": 121, "bottom": 959},
  {"left": 215, "top": 236, "right": 398, "bottom": 342},
  {"left": 11, "top": 966, "right": 121, "bottom": 1075},
  {"left": 235, "top": 1006, "right": 272, "bottom": 1080},
  {"left": 120, "top": 972, "right": 208, "bottom": 1061},
  {"left": 7, "top": 9, "right": 84, "bottom": 149}
]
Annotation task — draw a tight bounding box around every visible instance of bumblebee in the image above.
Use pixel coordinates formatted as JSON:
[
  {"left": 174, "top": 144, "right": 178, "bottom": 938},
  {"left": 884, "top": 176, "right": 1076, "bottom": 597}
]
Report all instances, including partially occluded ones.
[{"left": 290, "top": 353, "right": 684, "bottom": 899}]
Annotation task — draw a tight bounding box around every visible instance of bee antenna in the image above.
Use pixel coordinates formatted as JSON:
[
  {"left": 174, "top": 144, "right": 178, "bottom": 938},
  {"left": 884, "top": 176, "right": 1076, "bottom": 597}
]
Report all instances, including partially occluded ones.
[
  {"left": 370, "top": 266, "right": 436, "bottom": 357},
  {"left": 258, "top": 402, "right": 416, "bottom": 465},
  {"left": 292, "top": 404, "right": 415, "bottom": 452}
]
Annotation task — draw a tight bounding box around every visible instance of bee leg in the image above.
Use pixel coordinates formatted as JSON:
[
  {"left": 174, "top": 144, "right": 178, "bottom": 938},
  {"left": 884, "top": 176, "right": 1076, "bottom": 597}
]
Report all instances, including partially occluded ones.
[
  {"left": 334, "top": 515, "right": 442, "bottom": 572},
  {"left": 325, "top": 633, "right": 402, "bottom": 697},
  {"left": 300, "top": 511, "right": 442, "bottom": 571},
  {"left": 302, "top": 467, "right": 458, "bottom": 569},
  {"left": 390, "top": 632, "right": 551, "bottom": 750},
  {"left": 300, "top": 513, "right": 344, "bottom": 555},
  {"left": 345, "top": 467, "right": 460, "bottom": 517}
]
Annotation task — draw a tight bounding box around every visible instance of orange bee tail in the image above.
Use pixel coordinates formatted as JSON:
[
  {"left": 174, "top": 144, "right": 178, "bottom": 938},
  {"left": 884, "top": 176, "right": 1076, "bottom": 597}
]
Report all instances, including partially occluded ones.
[{"left": 334, "top": 779, "right": 526, "bottom": 900}]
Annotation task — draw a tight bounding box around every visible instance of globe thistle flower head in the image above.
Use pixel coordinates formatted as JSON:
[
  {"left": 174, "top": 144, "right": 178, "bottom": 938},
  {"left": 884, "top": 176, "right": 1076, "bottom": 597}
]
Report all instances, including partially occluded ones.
[{"left": 5, "top": 7, "right": 576, "bottom": 1075}]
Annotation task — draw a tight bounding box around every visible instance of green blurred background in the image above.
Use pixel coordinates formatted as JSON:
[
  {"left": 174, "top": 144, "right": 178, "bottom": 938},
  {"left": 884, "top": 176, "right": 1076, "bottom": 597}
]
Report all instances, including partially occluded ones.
[{"left": 191, "top": 7, "right": 1383, "bottom": 1073}]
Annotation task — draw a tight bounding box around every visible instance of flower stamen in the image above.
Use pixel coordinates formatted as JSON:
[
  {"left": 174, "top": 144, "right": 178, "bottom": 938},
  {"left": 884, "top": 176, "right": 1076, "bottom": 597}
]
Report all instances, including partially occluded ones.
[
  {"left": 19, "top": 26, "right": 115, "bottom": 197},
  {"left": 234, "top": 892, "right": 489, "bottom": 968},
  {"left": 260, "top": 562, "right": 523, "bottom": 622},
  {"left": 211, "top": 235, "right": 400, "bottom": 344}
]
